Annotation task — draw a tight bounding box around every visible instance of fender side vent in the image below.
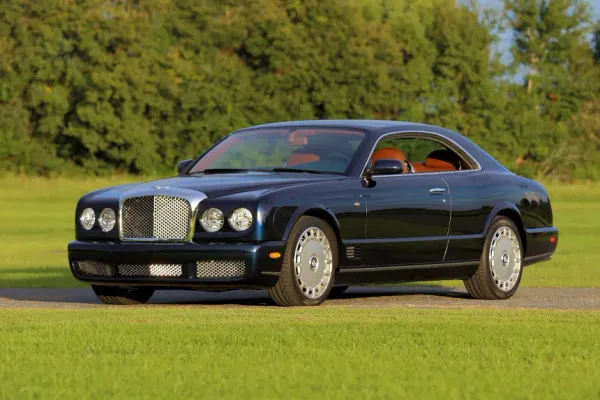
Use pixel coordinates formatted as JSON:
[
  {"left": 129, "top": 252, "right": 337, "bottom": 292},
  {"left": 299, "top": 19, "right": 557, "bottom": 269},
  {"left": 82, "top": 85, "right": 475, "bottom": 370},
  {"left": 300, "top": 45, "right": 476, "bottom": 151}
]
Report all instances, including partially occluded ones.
[{"left": 346, "top": 246, "right": 362, "bottom": 260}]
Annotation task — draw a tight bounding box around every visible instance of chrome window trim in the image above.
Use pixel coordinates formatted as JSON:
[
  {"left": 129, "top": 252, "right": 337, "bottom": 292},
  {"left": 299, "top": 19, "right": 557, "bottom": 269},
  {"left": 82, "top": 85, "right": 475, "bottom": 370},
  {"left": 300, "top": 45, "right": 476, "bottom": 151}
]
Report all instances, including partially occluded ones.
[{"left": 360, "top": 130, "right": 483, "bottom": 178}]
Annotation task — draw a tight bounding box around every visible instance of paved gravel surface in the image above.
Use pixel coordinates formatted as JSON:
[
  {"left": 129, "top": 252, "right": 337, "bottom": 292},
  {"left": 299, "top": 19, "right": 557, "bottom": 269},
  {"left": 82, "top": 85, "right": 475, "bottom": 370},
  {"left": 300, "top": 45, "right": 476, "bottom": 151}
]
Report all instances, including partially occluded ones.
[{"left": 1, "top": 286, "right": 600, "bottom": 309}]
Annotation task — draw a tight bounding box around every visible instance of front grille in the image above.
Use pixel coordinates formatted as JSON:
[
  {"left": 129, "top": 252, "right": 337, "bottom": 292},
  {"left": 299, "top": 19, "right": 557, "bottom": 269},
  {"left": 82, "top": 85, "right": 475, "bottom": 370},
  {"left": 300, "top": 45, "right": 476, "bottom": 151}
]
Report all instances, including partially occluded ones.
[
  {"left": 196, "top": 260, "right": 247, "bottom": 279},
  {"left": 121, "top": 195, "right": 191, "bottom": 241},
  {"left": 118, "top": 264, "right": 183, "bottom": 277},
  {"left": 74, "top": 261, "right": 113, "bottom": 276}
]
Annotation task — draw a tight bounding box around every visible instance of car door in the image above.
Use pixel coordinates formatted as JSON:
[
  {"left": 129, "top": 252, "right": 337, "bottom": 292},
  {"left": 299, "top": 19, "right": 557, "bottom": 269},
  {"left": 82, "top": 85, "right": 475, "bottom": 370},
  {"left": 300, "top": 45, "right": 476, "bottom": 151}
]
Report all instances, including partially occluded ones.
[{"left": 362, "top": 173, "right": 451, "bottom": 266}]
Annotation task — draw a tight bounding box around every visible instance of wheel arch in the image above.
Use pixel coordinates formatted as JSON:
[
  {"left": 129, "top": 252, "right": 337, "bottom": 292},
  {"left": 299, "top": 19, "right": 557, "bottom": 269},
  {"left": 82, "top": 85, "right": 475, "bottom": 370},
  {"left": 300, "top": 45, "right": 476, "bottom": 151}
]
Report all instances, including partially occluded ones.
[
  {"left": 485, "top": 203, "right": 527, "bottom": 253},
  {"left": 281, "top": 205, "right": 343, "bottom": 265}
]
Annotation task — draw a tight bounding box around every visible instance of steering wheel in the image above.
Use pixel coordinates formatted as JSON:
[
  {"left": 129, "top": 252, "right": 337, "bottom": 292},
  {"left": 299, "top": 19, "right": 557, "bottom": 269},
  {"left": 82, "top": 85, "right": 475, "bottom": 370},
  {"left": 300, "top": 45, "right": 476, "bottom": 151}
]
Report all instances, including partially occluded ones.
[
  {"left": 405, "top": 160, "right": 415, "bottom": 173},
  {"left": 323, "top": 153, "right": 352, "bottom": 164}
]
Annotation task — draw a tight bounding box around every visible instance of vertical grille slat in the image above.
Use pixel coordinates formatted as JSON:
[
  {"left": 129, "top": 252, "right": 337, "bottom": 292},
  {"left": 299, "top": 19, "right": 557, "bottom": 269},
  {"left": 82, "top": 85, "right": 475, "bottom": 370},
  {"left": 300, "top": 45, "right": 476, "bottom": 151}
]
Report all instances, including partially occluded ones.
[{"left": 121, "top": 195, "right": 191, "bottom": 241}]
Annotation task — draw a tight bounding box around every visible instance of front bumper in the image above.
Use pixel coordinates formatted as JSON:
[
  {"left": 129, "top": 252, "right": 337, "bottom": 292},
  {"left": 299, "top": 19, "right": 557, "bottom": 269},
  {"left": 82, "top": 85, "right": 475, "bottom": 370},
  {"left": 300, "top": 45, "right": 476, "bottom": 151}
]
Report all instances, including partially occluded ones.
[{"left": 68, "top": 240, "right": 285, "bottom": 289}]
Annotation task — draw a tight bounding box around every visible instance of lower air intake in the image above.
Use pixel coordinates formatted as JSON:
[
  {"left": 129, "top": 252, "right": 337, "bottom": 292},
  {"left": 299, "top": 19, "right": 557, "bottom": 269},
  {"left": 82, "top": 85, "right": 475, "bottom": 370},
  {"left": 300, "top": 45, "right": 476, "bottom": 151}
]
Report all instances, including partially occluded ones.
[
  {"left": 196, "top": 260, "right": 247, "bottom": 279},
  {"left": 75, "top": 261, "right": 113, "bottom": 277},
  {"left": 118, "top": 264, "right": 183, "bottom": 277}
]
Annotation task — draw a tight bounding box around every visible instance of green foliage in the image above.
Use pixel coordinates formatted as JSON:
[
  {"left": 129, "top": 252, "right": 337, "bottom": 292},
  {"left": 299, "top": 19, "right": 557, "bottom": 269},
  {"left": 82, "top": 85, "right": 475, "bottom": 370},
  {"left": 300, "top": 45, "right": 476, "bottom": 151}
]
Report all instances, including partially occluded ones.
[
  {"left": 502, "top": 0, "right": 599, "bottom": 179},
  {"left": 0, "top": 0, "right": 599, "bottom": 180}
]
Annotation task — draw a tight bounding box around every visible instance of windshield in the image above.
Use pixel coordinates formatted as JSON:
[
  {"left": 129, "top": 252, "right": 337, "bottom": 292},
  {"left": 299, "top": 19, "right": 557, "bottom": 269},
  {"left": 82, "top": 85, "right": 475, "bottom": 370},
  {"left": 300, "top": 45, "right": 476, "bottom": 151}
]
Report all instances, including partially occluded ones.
[{"left": 189, "top": 128, "right": 368, "bottom": 175}]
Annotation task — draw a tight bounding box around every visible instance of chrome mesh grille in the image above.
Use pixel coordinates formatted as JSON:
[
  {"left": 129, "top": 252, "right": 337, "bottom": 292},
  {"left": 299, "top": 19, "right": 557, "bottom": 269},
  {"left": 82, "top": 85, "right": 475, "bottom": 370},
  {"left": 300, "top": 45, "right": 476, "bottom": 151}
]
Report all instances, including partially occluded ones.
[
  {"left": 118, "top": 264, "right": 183, "bottom": 277},
  {"left": 121, "top": 195, "right": 191, "bottom": 241},
  {"left": 196, "top": 260, "right": 247, "bottom": 279},
  {"left": 75, "top": 261, "right": 113, "bottom": 276}
]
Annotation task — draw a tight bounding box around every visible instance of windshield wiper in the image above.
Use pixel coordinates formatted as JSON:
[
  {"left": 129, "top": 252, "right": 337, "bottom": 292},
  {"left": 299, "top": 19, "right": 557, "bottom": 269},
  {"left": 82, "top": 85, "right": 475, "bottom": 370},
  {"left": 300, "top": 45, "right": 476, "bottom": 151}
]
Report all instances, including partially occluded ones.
[
  {"left": 195, "top": 167, "right": 343, "bottom": 175},
  {"left": 198, "top": 168, "right": 251, "bottom": 174},
  {"left": 270, "top": 168, "right": 342, "bottom": 175}
]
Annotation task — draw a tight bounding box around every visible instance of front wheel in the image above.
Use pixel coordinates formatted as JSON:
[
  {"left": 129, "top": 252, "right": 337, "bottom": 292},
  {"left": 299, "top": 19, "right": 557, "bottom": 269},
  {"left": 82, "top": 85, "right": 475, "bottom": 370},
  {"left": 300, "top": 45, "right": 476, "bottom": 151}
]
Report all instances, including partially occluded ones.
[
  {"left": 464, "top": 217, "right": 523, "bottom": 300},
  {"left": 92, "top": 285, "right": 155, "bottom": 305},
  {"left": 268, "top": 216, "right": 338, "bottom": 306}
]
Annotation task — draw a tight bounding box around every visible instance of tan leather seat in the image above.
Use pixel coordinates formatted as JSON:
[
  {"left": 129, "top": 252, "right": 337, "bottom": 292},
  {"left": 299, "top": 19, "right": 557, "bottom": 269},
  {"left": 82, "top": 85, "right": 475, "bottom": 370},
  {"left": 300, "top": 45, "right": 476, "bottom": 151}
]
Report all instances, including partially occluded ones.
[
  {"left": 371, "top": 148, "right": 407, "bottom": 163},
  {"left": 371, "top": 148, "right": 407, "bottom": 173},
  {"left": 286, "top": 152, "right": 320, "bottom": 166},
  {"left": 412, "top": 150, "right": 458, "bottom": 173}
]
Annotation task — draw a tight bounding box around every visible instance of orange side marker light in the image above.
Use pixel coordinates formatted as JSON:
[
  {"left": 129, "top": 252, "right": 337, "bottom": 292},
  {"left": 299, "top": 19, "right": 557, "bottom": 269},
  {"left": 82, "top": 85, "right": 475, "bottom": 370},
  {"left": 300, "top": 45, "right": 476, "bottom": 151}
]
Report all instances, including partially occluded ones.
[{"left": 269, "top": 252, "right": 282, "bottom": 259}]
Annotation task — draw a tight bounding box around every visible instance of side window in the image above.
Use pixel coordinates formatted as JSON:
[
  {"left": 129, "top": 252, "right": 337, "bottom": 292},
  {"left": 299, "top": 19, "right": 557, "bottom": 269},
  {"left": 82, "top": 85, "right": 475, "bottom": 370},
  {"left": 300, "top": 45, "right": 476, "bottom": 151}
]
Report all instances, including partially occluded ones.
[{"left": 372, "top": 136, "right": 469, "bottom": 173}]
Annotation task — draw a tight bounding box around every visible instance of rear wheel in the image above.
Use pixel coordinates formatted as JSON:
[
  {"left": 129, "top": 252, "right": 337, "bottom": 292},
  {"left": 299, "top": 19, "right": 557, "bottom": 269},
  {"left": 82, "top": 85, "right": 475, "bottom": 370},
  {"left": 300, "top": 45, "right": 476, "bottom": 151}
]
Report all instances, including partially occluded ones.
[
  {"left": 268, "top": 216, "right": 338, "bottom": 306},
  {"left": 464, "top": 217, "right": 523, "bottom": 300},
  {"left": 92, "top": 285, "right": 155, "bottom": 305}
]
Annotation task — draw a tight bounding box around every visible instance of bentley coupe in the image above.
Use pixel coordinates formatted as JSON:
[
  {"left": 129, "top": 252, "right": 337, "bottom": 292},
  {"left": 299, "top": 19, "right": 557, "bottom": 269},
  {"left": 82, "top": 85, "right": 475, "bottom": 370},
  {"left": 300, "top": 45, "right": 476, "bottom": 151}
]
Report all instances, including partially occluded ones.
[{"left": 68, "top": 120, "right": 558, "bottom": 306}]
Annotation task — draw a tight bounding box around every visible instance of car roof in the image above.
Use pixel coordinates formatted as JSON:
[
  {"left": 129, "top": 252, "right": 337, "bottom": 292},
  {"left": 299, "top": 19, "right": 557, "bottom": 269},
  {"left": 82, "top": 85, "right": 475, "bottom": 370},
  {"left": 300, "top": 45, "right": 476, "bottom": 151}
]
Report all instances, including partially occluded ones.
[{"left": 249, "top": 119, "right": 433, "bottom": 135}]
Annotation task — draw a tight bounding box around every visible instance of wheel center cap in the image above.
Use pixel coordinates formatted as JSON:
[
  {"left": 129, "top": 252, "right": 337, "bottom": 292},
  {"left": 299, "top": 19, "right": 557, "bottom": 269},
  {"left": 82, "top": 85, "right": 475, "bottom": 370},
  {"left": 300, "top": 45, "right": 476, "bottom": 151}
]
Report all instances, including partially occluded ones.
[
  {"left": 309, "top": 256, "right": 319, "bottom": 271},
  {"left": 501, "top": 252, "right": 510, "bottom": 266}
]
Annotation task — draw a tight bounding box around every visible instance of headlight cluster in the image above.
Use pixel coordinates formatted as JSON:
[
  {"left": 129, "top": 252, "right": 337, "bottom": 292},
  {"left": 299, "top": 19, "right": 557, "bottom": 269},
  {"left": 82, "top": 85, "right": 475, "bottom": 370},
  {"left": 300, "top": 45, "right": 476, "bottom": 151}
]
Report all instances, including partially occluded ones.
[
  {"left": 79, "top": 207, "right": 116, "bottom": 232},
  {"left": 79, "top": 208, "right": 95, "bottom": 230},
  {"left": 80, "top": 206, "right": 253, "bottom": 234},
  {"left": 200, "top": 208, "right": 224, "bottom": 232},
  {"left": 98, "top": 208, "right": 116, "bottom": 232},
  {"left": 200, "top": 207, "right": 253, "bottom": 232}
]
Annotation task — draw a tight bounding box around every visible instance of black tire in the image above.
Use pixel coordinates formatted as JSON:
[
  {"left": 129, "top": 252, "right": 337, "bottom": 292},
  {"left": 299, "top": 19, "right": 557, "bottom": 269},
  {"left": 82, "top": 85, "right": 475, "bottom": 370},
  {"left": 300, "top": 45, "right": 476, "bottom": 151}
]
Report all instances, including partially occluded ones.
[
  {"left": 92, "top": 285, "right": 155, "bottom": 305},
  {"left": 464, "top": 216, "right": 523, "bottom": 300},
  {"left": 328, "top": 285, "right": 349, "bottom": 299},
  {"left": 268, "top": 216, "right": 338, "bottom": 306}
]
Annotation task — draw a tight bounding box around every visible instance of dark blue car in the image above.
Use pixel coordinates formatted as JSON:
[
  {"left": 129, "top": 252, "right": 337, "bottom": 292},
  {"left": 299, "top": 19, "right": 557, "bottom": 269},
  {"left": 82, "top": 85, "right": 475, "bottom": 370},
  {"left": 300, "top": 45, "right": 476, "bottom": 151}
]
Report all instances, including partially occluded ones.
[{"left": 69, "top": 120, "right": 559, "bottom": 306}]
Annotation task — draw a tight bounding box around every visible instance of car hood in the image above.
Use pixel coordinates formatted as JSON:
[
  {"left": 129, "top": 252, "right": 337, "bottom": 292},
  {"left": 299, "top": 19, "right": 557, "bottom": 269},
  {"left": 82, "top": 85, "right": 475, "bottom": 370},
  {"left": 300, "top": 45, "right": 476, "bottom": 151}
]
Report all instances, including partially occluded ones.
[{"left": 87, "top": 173, "right": 343, "bottom": 201}]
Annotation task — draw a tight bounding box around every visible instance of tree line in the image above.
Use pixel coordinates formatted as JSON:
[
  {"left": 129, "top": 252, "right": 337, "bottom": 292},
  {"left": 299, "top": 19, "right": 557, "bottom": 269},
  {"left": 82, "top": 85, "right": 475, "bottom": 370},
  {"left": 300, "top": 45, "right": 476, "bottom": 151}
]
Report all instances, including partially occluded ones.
[{"left": 1, "top": 0, "right": 599, "bottom": 180}]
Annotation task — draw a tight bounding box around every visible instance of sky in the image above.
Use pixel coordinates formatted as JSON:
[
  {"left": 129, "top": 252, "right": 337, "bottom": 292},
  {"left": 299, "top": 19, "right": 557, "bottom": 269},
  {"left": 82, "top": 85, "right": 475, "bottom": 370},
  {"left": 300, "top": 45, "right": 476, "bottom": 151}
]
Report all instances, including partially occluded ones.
[
  {"left": 477, "top": 0, "right": 600, "bottom": 72},
  {"left": 480, "top": 0, "right": 600, "bottom": 16}
]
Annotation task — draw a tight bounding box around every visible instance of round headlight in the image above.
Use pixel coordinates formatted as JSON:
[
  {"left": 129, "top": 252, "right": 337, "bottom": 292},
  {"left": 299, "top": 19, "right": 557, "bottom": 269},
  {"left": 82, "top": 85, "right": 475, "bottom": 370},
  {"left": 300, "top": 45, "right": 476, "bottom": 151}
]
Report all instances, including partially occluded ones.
[
  {"left": 200, "top": 208, "right": 224, "bottom": 232},
  {"left": 98, "top": 208, "right": 116, "bottom": 232},
  {"left": 80, "top": 208, "right": 95, "bottom": 230},
  {"left": 229, "top": 208, "right": 253, "bottom": 232}
]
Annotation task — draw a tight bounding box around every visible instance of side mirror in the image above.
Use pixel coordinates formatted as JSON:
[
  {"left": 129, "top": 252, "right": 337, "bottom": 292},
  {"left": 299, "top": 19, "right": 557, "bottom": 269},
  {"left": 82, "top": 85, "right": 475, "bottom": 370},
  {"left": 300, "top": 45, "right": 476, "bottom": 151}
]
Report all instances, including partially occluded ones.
[
  {"left": 369, "top": 159, "right": 404, "bottom": 175},
  {"left": 177, "top": 159, "right": 193, "bottom": 174}
]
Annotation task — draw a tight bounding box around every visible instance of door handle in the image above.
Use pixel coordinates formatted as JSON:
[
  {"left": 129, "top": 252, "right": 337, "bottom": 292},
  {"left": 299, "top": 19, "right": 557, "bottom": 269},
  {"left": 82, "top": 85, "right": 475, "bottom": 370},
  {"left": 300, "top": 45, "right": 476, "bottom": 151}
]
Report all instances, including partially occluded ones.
[{"left": 429, "top": 188, "right": 446, "bottom": 195}]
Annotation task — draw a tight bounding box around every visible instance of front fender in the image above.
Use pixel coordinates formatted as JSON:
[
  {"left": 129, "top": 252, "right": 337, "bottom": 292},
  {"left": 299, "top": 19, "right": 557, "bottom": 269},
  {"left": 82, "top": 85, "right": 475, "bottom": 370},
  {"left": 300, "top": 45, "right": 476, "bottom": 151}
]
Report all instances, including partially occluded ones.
[{"left": 274, "top": 204, "right": 341, "bottom": 242}]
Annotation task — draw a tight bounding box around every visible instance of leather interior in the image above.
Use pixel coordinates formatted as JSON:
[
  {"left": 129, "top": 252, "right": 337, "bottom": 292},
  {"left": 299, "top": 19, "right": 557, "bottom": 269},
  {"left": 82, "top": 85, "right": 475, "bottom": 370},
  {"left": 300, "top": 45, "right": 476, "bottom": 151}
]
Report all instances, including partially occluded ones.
[
  {"left": 371, "top": 147, "right": 407, "bottom": 173},
  {"left": 288, "top": 147, "right": 460, "bottom": 172},
  {"left": 371, "top": 148, "right": 406, "bottom": 164},
  {"left": 412, "top": 150, "right": 458, "bottom": 172},
  {"left": 411, "top": 162, "right": 426, "bottom": 172},
  {"left": 286, "top": 152, "right": 320, "bottom": 166}
]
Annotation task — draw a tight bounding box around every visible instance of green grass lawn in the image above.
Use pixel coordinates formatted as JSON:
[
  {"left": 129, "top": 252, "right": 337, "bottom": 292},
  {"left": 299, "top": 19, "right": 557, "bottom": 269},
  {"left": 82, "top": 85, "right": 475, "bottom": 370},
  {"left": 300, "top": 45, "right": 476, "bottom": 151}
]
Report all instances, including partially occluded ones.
[
  {"left": 0, "top": 176, "right": 598, "bottom": 288},
  {"left": 1, "top": 308, "right": 599, "bottom": 399},
  {"left": 1, "top": 179, "right": 599, "bottom": 399}
]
